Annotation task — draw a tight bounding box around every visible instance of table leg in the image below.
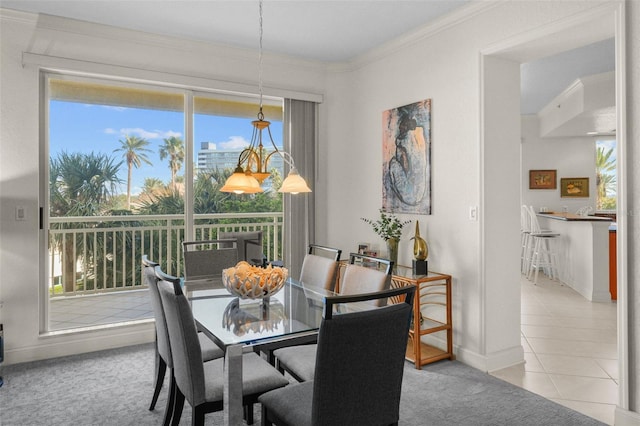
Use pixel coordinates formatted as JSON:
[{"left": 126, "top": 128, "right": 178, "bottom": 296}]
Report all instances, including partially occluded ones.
[{"left": 224, "top": 344, "right": 243, "bottom": 426}]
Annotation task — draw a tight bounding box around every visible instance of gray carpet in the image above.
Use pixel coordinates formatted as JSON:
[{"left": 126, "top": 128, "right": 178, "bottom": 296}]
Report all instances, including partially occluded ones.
[{"left": 0, "top": 343, "right": 604, "bottom": 425}]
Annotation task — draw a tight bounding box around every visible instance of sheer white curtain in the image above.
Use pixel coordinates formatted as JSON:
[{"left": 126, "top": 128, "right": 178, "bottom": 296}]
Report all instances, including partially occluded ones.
[{"left": 283, "top": 99, "right": 317, "bottom": 278}]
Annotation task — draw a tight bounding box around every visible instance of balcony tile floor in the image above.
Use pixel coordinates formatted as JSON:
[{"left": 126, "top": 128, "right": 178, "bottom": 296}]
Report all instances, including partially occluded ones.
[
  {"left": 490, "top": 275, "right": 618, "bottom": 425},
  {"left": 49, "top": 290, "right": 153, "bottom": 330}
]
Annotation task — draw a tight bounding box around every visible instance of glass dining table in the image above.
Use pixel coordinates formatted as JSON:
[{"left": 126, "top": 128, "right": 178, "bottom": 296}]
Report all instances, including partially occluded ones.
[{"left": 189, "top": 278, "right": 334, "bottom": 425}]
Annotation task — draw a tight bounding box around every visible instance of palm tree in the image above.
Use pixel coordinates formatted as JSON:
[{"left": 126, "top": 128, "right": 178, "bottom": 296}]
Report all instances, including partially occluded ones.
[
  {"left": 596, "top": 146, "right": 616, "bottom": 210},
  {"left": 114, "top": 135, "right": 153, "bottom": 209},
  {"left": 159, "top": 136, "right": 185, "bottom": 189},
  {"left": 50, "top": 151, "right": 123, "bottom": 292}
]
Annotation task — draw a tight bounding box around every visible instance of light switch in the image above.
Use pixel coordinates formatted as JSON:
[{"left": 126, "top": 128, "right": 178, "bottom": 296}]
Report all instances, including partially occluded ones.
[
  {"left": 16, "top": 206, "right": 26, "bottom": 221},
  {"left": 469, "top": 206, "right": 478, "bottom": 221}
]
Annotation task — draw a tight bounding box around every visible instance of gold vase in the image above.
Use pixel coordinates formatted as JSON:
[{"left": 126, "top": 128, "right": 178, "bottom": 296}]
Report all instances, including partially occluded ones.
[{"left": 386, "top": 237, "right": 399, "bottom": 269}]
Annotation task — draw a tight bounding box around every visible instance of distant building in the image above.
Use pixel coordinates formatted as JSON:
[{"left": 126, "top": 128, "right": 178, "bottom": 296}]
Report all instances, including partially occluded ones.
[{"left": 196, "top": 141, "right": 285, "bottom": 177}]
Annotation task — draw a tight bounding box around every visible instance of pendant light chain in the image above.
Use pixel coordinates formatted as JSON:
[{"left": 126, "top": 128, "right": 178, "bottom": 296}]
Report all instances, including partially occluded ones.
[
  {"left": 220, "top": 0, "right": 311, "bottom": 194},
  {"left": 258, "top": 0, "right": 264, "bottom": 118}
]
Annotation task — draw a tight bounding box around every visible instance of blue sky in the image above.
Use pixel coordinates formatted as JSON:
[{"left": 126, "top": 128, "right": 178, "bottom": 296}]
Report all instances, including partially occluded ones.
[{"left": 49, "top": 101, "right": 282, "bottom": 195}]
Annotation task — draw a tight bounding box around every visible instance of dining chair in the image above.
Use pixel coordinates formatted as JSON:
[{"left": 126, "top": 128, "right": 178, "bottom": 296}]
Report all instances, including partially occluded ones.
[
  {"left": 259, "top": 285, "right": 416, "bottom": 426},
  {"left": 273, "top": 251, "right": 393, "bottom": 382},
  {"left": 182, "top": 239, "right": 239, "bottom": 290},
  {"left": 142, "top": 255, "right": 224, "bottom": 425},
  {"left": 299, "top": 244, "right": 342, "bottom": 291},
  {"left": 155, "top": 267, "right": 289, "bottom": 426},
  {"left": 341, "top": 253, "right": 393, "bottom": 306},
  {"left": 264, "top": 245, "right": 340, "bottom": 374},
  {"left": 218, "top": 230, "right": 266, "bottom": 267}
]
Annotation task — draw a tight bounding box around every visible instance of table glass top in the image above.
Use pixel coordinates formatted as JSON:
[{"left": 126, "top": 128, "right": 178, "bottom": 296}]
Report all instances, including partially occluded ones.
[
  {"left": 392, "top": 265, "right": 450, "bottom": 280},
  {"left": 190, "top": 278, "right": 334, "bottom": 348}
]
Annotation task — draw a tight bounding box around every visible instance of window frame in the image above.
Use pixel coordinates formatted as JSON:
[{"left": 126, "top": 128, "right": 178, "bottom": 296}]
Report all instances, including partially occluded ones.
[{"left": 40, "top": 70, "right": 286, "bottom": 334}]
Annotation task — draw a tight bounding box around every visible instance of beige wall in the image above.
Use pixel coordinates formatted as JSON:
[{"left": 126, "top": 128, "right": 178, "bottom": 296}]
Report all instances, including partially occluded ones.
[{"left": 1, "top": 1, "right": 639, "bottom": 422}]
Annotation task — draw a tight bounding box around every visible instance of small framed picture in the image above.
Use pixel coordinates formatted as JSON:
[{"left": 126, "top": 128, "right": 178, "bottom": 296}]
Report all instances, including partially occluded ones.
[
  {"left": 560, "top": 177, "right": 589, "bottom": 197},
  {"left": 357, "top": 243, "right": 369, "bottom": 255},
  {"left": 529, "top": 170, "right": 557, "bottom": 190}
]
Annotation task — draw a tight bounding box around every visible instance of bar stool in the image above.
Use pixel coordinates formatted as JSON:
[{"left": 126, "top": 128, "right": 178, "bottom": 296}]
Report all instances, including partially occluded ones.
[
  {"left": 527, "top": 206, "right": 561, "bottom": 284},
  {"left": 520, "top": 205, "right": 533, "bottom": 274}
]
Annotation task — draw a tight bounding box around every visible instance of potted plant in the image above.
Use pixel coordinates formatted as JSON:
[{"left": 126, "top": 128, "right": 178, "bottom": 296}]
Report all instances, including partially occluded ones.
[{"left": 361, "top": 209, "right": 411, "bottom": 267}]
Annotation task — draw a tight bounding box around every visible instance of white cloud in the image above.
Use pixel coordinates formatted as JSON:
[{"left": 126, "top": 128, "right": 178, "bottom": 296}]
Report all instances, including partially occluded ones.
[
  {"left": 219, "top": 136, "right": 250, "bottom": 149},
  {"left": 104, "top": 127, "right": 183, "bottom": 140},
  {"left": 101, "top": 105, "right": 128, "bottom": 112}
]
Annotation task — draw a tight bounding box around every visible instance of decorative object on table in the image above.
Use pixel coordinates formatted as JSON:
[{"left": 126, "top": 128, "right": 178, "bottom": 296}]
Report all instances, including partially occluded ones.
[
  {"left": 382, "top": 99, "right": 432, "bottom": 214},
  {"left": 219, "top": 0, "right": 311, "bottom": 195},
  {"left": 222, "top": 261, "right": 288, "bottom": 299},
  {"left": 361, "top": 209, "right": 411, "bottom": 268},
  {"left": 357, "top": 242, "right": 370, "bottom": 255},
  {"left": 411, "top": 220, "right": 429, "bottom": 275},
  {"left": 529, "top": 169, "right": 557, "bottom": 189},
  {"left": 560, "top": 177, "right": 589, "bottom": 197}
]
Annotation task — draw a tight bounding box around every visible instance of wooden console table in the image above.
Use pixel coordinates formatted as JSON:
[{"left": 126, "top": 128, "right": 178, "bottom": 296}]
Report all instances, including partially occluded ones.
[{"left": 391, "top": 266, "right": 454, "bottom": 368}]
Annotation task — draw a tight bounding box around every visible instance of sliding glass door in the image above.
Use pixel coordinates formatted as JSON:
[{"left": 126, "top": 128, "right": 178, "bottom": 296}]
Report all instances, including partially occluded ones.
[{"left": 43, "top": 74, "right": 284, "bottom": 332}]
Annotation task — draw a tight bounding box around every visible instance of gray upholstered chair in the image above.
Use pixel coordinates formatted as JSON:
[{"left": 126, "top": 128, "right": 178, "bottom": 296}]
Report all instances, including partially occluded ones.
[
  {"left": 155, "top": 267, "right": 289, "bottom": 426},
  {"left": 341, "top": 253, "right": 393, "bottom": 306},
  {"left": 142, "top": 255, "right": 224, "bottom": 425},
  {"left": 273, "top": 251, "right": 392, "bottom": 382},
  {"left": 259, "top": 285, "right": 416, "bottom": 426},
  {"left": 218, "top": 230, "right": 266, "bottom": 267},
  {"left": 182, "top": 239, "right": 239, "bottom": 291},
  {"left": 299, "top": 244, "right": 342, "bottom": 291},
  {"left": 271, "top": 245, "right": 341, "bottom": 380}
]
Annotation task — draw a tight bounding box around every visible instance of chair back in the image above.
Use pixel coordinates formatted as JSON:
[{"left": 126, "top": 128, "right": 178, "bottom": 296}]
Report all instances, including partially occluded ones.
[
  {"left": 299, "top": 245, "right": 342, "bottom": 291},
  {"left": 341, "top": 253, "right": 393, "bottom": 306},
  {"left": 182, "top": 239, "right": 239, "bottom": 281},
  {"left": 308, "top": 244, "right": 342, "bottom": 260},
  {"left": 155, "top": 267, "right": 206, "bottom": 407},
  {"left": 348, "top": 252, "right": 393, "bottom": 274},
  {"left": 142, "top": 255, "right": 173, "bottom": 368},
  {"left": 218, "top": 230, "right": 265, "bottom": 266},
  {"left": 521, "top": 205, "right": 532, "bottom": 233},
  {"left": 311, "top": 286, "right": 415, "bottom": 426},
  {"left": 527, "top": 205, "right": 543, "bottom": 234}
]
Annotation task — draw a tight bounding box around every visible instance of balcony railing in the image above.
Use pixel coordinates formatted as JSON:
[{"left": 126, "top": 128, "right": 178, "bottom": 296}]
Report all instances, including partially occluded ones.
[{"left": 48, "top": 212, "right": 283, "bottom": 297}]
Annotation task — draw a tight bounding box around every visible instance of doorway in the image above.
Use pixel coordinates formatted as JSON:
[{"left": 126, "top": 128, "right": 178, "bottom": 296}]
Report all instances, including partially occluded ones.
[{"left": 479, "top": 3, "right": 626, "bottom": 424}]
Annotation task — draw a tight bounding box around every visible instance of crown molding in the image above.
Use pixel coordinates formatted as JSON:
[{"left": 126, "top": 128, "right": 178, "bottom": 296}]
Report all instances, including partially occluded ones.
[
  {"left": 24, "top": 10, "right": 327, "bottom": 73},
  {"left": 328, "top": 1, "right": 501, "bottom": 73},
  {"left": 0, "top": 7, "right": 38, "bottom": 25}
]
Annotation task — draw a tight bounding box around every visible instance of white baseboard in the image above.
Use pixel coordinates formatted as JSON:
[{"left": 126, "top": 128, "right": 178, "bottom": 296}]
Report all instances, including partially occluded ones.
[
  {"left": 420, "top": 334, "right": 524, "bottom": 372},
  {"left": 614, "top": 406, "right": 640, "bottom": 426},
  {"left": 455, "top": 344, "right": 525, "bottom": 373},
  {"left": 4, "top": 323, "right": 154, "bottom": 365}
]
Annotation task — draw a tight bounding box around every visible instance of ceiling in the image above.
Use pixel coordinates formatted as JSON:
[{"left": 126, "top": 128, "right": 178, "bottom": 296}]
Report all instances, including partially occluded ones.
[
  {"left": 0, "top": 0, "right": 470, "bottom": 63},
  {"left": 521, "top": 38, "right": 615, "bottom": 115},
  {"left": 1, "top": 0, "right": 616, "bottom": 132}
]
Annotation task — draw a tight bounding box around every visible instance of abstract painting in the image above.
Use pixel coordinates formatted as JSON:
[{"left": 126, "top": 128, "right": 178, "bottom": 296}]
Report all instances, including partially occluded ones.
[{"left": 382, "top": 99, "right": 432, "bottom": 214}]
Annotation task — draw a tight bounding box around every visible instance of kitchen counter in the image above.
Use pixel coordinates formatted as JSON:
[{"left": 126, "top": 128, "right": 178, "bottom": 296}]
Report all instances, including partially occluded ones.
[
  {"left": 537, "top": 214, "right": 611, "bottom": 302},
  {"left": 538, "top": 212, "right": 613, "bottom": 222}
]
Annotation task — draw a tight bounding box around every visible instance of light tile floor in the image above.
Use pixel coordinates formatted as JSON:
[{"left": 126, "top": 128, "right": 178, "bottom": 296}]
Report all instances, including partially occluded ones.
[
  {"left": 49, "top": 289, "right": 153, "bottom": 331},
  {"left": 490, "top": 275, "right": 618, "bottom": 425}
]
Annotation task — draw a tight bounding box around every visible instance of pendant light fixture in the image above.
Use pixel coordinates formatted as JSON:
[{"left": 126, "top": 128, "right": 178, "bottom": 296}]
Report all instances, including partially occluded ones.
[{"left": 220, "top": 0, "right": 311, "bottom": 194}]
